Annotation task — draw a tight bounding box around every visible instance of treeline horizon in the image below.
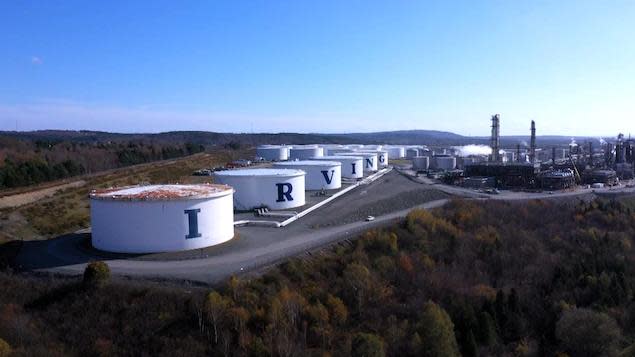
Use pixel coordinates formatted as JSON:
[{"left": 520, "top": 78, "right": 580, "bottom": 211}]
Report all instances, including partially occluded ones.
[{"left": 0, "top": 136, "right": 206, "bottom": 190}]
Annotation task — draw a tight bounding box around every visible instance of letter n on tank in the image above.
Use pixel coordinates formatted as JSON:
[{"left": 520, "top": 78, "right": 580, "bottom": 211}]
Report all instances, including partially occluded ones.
[
  {"left": 276, "top": 183, "right": 293, "bottom": 202},
  {"left": 184, "top": 209, "right": 202, "bottom": 239}
]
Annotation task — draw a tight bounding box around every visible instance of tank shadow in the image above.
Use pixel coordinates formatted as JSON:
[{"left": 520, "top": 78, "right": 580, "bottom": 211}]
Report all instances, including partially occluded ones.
[{"left": 12, "top": 233, "right": 145, "bottom": 271}]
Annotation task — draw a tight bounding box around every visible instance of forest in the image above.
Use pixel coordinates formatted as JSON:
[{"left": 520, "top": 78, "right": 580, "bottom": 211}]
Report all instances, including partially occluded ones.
[
  {"left": 0, "top": 135, "right": 205, "bottom": 189},
  {"left": 1, "top": 197, "right": 635, "bottom": 356}
]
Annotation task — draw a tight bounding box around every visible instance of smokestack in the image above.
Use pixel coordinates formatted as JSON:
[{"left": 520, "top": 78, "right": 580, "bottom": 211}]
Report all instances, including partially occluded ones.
[
  {"left": 490, "top": 114, "right": 500, "bottom": 162},
  {"left": 529, "top": 120, "right": 536, "bottom": 164},
  {"left": 588, "top": 141, "right": 593, "bottom": 166},
  {"left": 552, "top": 147, "right": 556, "bottom": 165},
  {"left": 516, "top": 144, "right": 521, "bottom": 163}
]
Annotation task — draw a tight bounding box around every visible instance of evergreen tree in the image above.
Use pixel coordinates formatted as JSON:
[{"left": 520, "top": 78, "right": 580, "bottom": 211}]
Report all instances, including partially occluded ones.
[{"left": 476, "top": 311, "right": 497, "bottom": 347}]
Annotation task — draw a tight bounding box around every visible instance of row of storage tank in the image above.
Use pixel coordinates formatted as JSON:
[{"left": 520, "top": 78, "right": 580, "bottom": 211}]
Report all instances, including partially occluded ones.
[
  {"left": 89, "top": 145, "right": 411, "bottom": 254},
  {"left": 256, "top": 144, "right": 413, "bottom": 163}
]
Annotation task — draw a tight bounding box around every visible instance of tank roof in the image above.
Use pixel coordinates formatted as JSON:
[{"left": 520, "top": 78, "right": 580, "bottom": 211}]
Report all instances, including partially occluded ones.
[
  {"left": 339, "top": 152, "right": 377, "bottom": 156},
  {"left": 90, "top": 184, "right": 233, "bottom": 201},
  {"left": 311, "top": 155, "right": 364, "bottom": 160},
  {"left": 274, "top": 160, "right": 341, "bottom": 166},
  {"left": 214, "top": 168, "right": 306, "bottom": 177}
]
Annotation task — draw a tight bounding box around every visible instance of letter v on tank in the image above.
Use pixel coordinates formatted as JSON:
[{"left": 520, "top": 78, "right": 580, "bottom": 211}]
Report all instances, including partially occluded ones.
[
  {"left": 273, "top": 160, "right": 342, "bottom": 190},
  {"left": 308, "top": 155, "right": 364, "bottom": 179},
  {"left": 214, "top": 168, "right": 306, "bottom": 210}
]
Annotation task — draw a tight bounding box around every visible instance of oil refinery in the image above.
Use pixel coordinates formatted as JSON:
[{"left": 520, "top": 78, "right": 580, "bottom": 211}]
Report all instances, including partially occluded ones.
[{"left": 80, "top": 116, "right": 635, "bottom": 257}]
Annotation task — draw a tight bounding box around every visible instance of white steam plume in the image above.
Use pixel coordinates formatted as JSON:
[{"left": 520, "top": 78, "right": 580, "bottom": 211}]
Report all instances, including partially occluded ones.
[{"left": 453, "top": 145, "right": 493, "bottom": 157}]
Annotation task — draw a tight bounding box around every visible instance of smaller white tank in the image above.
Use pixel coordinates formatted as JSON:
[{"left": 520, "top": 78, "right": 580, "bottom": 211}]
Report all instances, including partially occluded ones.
[
  {"left": 412, "top": 156, "right": 430, "bottom": 171},
  {"left": 356, "top": 150, "right": 389, "bottom": 167},
  {"left": 327, "top": 148, "right": 355, "bottom": 156},
  {"left": 310, "top": 155, "right": 364, "bottom": 179},
  {"left": 215, "top": 168, "right": 306, "bottom": 210},
  {"left": 289, "top": 145, "right": 323, "bottom": 160},
  {"left": 386, "top": 146, "right": 405, "bottom": 159},
  {"left": 340, "top": 152, "right": 378, "bottom": 172},
  {"left": 406, "top": 148, "right": 420, "bottom": 159},
  {"left": 432, "top": 156, "right": 457, "bottom": 170},
  {"left": 256, "top": 145, "right": 289, "bottom": 161},
  {"left": 274, "top": 160, "right": 342, "bottom": 190}
]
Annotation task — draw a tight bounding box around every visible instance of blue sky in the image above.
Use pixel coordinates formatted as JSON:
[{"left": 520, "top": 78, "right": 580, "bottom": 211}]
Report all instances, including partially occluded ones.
[{"left": 1, "top": 1, "right": 634, "bottom": 136}]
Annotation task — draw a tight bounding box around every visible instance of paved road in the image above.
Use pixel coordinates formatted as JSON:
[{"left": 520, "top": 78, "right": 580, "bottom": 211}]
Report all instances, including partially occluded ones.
[
  {"left": 14, "top": 168, "right": 635, "bottom": 285},
  {"left": 28, "top": 199, "right": 448, "bottom": 284}
]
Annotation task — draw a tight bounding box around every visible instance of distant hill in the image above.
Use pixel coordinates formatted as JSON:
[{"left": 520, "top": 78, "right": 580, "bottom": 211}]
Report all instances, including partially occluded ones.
[{"left": 1, "top": 129, "right": 588, "bottom": 146}]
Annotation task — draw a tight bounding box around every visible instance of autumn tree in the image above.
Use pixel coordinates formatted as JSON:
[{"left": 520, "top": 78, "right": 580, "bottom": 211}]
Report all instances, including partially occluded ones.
[
  {"left": 351, "top": 332, "right": 385, "bottom": 357},
  {"left": 416, "top": 301, "right": 460, "bottom": 357},
  {"left": 205, "top": 291, "right": 231, "bottom": 345},
  {"left": 343, "top": 263, "right": 373, "bottom": 314},
  {"left": 0, "top": 338, "right": 12, "bottom": 357}
]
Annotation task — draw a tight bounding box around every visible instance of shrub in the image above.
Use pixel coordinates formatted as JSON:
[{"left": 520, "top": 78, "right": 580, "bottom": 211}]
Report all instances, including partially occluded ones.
[
  {"left": 556, "top": 307, "right": 621, "bottom": 357},
  {"left": 83, "top": 261, "right": 111, "bottom": 288}
]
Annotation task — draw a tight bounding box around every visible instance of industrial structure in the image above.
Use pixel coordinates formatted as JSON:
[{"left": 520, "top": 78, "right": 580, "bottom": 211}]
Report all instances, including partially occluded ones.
[
  {"left": 90, "top": 184, "right": 235, "bottom": 253},
  {"left": 310, "top": 155, "right": 364, "bottom": 179},
  {"left": 340, "top": 152, "right": 378, "bottom": 172},
  {"left": 412, "top": 156, "right": 430, "bottom": 171},
  {"left": 256, "top": 145, "right": 289, "bottom": 161},
  {"left": 273, "top": 160, "right": 342, "bottom": 190},
  {"left": 385, "top": 146, "right": 405, "bottom": 159},
  {"left": 289, "top": 145, "right": 323, "bottom": 160},
  {"left": 215, "top": 168, "right": 306, "bottom": 211},
  {"left": 490, "top": 114, "right": 501, "bottom": 162},
  {"left": 356, "top": 150, "right": 389, "bottom": 167}
]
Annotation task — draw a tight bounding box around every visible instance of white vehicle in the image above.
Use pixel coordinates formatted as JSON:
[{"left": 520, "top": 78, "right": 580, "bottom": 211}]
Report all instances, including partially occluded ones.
[{"left": 365, "top": 215, "right": 375, "bottom": 222}]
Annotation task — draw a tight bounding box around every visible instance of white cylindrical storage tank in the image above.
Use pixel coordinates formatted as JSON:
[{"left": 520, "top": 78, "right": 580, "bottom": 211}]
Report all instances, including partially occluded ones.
[
  {"left": 406, "top": 148, "right": 420, "bottom": 159},
  {"left": 289, "top": 145, "right": 323, "bottom": 160},
  {"left": 256, "top": 145, "right": 288, "bottom": 161},
  {"left": 89, "top": 184, "right": 234, "bottom": 253},
  {"left": 386, "top": 146, "right": 405, "bottom": 159},
  {"left": 310, "top": 155, "right": 364, "bottom": 179},
  {"left": 327, "top": 148, "right": 354, "bottom": 156},
  {"left": 215, "top": 168, "right": 306, "bottom": 210},
  {"left": 433, "top": 156, "right": 457, "bottom": 170},
  {"left": 273, "top": 160, "right": 341, "bottom": 190},
  {"left": 412, "top": 156, "right": 430, "bottom": 171},
  {"left": 357, "top": 150, "right": 389, "bottom": 167},
  {"left": 340, "top": 152, "right": 378, "bottom": 173}
]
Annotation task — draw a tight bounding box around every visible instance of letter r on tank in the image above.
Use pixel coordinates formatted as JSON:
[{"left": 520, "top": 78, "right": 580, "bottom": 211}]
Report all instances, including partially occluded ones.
[
  {"left": 184, "top": 209, "right": 202, "bottom": 239},
  {"left": 276, "top": 183, "right": 293, "bottom": 202}
]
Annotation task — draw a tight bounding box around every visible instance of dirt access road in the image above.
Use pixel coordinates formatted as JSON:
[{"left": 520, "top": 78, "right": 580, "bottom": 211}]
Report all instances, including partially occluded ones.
[{"left": 0, "top": 180, "right": 86, "bottom": 209}]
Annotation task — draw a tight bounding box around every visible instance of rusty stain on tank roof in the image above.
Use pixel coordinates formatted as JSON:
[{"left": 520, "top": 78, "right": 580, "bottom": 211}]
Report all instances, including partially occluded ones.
[{"left": 90, "top": 184, "right": 233, "bottom": 201}]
